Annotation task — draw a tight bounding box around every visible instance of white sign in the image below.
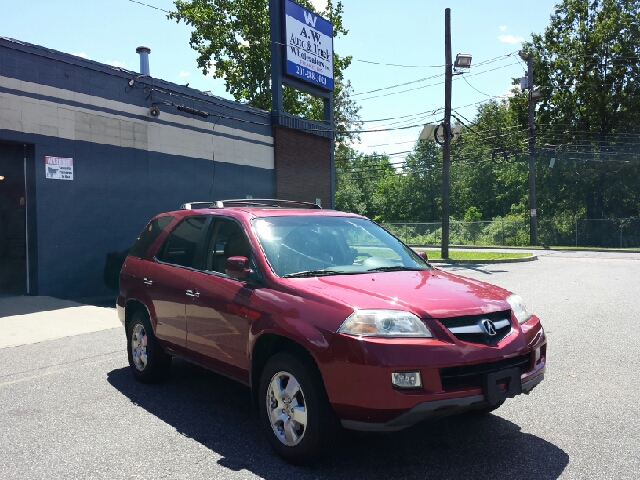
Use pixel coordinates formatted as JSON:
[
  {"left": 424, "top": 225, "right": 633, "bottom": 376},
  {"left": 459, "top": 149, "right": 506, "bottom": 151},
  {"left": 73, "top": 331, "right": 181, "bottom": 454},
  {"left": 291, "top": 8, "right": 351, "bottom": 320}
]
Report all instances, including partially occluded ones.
[
  {"left": 530, "top": 209, "right": 537, "bottom": 217},
  {"left": 45, "top": 156, "right": 74, "bottom": 180},
  {"left": 284, "top": 0, "right": 334, "bottom": 90}
]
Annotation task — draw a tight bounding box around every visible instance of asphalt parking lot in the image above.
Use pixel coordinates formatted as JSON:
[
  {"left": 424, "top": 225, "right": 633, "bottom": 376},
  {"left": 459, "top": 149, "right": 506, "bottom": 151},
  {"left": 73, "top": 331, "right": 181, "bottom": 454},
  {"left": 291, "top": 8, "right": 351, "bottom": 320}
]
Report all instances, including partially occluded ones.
[{"left": 1, "top": 253, "right": 639, "bottom": 479}]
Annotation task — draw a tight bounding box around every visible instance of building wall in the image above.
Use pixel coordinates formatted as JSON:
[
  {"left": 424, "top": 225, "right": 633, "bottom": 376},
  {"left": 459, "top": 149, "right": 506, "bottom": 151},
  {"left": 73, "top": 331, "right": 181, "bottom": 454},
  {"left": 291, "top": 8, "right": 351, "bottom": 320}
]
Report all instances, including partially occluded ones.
[
  {"left": 274, "top": 126, "right": 331, "bottom": 208},
  {"left": 0, "top": 38, "right": 277, "bottom": 299}
]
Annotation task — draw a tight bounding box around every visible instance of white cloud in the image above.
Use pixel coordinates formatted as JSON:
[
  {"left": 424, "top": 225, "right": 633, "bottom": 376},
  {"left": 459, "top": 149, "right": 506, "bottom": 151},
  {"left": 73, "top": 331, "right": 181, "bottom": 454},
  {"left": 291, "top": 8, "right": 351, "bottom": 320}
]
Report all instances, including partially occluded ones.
[
  {"left": 499, "top": 83, "right": 521, "bottom": 99},
  {"left": 498, "top": 34, "right": 525, "bottom": 44},
  {"left": 105, "top": 60, "right": 126, "bottom": 68},
  {"left": 499, "top": 25, "right": 507, "bottom": 31},
  {"left": 179, "top": 71, "right": 191, "bottom": 77},
  {"left": 72, "top": 52, "right": 88, "bottom": 58},
  {"left": 309, "top": 0, "right": 327, "bottom": 12}
]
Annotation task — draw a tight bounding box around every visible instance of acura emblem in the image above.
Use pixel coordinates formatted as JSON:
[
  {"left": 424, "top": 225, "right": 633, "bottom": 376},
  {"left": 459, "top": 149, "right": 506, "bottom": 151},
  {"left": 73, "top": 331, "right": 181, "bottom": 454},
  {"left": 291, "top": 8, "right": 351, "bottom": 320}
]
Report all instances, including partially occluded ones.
[{"left": 481, "top": 319, "right": 497, "bottom": 336}]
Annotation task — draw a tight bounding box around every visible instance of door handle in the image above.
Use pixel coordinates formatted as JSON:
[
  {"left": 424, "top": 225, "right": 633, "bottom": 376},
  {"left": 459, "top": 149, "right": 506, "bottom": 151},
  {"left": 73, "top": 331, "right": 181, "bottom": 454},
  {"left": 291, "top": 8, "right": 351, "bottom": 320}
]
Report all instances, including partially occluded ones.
[
  {"left": 143, "top": 278, "right": 153, "bottom": 285},
  {"left": 185, "top": 289, "right": 200, "bottom": 298}
]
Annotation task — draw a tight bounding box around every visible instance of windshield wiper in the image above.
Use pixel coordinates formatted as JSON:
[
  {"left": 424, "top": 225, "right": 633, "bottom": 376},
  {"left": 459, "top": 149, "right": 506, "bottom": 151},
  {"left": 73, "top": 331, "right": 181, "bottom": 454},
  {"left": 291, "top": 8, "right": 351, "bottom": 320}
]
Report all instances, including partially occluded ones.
[
  {"left": 366, "top": 266, "right": 426, "bottom": 272},
  {"left": 283, "top": 270, "right": 341, "bottom": 278}
]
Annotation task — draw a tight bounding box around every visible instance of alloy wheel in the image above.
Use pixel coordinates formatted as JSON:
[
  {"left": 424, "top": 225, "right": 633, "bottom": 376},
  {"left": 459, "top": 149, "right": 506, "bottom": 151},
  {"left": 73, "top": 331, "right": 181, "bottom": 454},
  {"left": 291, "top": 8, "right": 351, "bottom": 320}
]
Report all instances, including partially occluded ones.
[
  {"left": 131, "top": 323, "right": 148, "bottom": 371},
  {"left": 266, "top": 371, "right": 308, "bottom": 446}
]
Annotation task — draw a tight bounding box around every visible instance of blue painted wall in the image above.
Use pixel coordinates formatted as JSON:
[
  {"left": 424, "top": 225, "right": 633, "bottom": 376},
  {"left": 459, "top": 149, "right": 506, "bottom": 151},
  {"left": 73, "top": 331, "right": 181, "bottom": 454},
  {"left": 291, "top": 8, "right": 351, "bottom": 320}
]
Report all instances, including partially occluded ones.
[{"left": 0, "top": 38, "right": 275, "bottom": 299}]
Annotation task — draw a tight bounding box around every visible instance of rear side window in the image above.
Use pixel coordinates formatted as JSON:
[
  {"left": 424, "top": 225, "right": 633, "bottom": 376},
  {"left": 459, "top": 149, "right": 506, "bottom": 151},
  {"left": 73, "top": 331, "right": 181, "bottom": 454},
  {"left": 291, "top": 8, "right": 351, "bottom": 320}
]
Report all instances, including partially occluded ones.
[
  {"left": 129, "top": 216, "right": 175, "bottom": 258},
  {"left": 156, "top": 216, "right": 207, "bottom": 268}
]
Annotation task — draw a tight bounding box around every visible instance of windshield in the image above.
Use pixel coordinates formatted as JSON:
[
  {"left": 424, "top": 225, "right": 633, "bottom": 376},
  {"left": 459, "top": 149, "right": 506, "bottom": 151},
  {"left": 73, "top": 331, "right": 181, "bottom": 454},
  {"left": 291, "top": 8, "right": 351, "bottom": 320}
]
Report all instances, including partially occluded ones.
[{"left": 251, "top": 216, "right": 431, "bottom": 277}]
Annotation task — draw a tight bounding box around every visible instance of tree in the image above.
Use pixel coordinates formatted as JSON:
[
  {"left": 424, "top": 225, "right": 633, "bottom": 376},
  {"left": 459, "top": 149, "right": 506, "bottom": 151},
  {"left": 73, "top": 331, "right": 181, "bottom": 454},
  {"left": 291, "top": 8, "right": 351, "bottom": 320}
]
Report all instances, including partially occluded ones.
[
  {"left": 523, "top": 0, "right": 640, "bottom": 222},
  {"left": 334, "top": 150, "right": 397, "bottom": 221},
  {"left": 449, "top": 99, "right": 529, "bottom": 221},
  {"left": 396, "top": 140, "right": 443, "bottom": 222},
  {"left": 463, "top": 206, "right": 483, "bottom": 244},
  {"left": 169, "top": 0, "right": 361, "bottom": 148}
]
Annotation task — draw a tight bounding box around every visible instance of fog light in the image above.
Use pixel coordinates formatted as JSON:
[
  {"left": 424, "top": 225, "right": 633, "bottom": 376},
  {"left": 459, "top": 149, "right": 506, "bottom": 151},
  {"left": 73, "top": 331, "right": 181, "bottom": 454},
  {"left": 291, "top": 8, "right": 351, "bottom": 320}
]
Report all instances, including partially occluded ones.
[
  {"left": 391, "top": 371, "right": 422, "bottom": 388},
  {"left": 535, "top": 348, "right": 541, "bottom": 363}
]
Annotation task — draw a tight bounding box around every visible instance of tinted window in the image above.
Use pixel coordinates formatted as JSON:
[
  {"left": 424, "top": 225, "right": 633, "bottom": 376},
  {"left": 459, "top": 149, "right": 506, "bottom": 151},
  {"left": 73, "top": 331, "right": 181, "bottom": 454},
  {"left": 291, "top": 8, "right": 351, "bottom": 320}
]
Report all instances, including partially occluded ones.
[
  {"left": 157, "top": 216, "right": 207, "bottom": 268},
  {"left": 204, "top": 219, "right": 252, "bottom": 273},
  {"left": 129, "top": 216, "right": 174, "bottom": 258}
]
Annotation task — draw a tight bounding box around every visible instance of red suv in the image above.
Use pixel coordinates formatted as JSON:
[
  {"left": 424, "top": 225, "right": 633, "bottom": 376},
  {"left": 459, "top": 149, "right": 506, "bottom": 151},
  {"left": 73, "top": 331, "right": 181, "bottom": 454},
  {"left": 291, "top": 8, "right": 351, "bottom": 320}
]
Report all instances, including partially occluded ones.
[{"left": 117, "top": 199, "right": 546, "bottom": 464}]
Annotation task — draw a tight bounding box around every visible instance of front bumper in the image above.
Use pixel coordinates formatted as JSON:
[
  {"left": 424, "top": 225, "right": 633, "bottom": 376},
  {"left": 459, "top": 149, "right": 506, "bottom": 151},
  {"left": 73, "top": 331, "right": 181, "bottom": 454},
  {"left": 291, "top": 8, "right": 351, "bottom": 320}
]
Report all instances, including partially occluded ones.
[
  {"left": 341, "top": 373, "right": 544, "bottom": 432},
  {"left": 319, "top": 315, "right": 546, "bottom": 427}
]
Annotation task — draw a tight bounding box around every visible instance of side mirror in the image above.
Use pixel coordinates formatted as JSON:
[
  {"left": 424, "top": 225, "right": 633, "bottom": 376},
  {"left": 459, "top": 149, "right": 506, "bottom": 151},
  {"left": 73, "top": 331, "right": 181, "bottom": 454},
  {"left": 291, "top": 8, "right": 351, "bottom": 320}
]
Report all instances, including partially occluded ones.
[
  {"left": 417, "top": 251, "right": 429, "bottom": 263},
  {"left": 226, "top": 256, "right": 251, "bottom": 280}
]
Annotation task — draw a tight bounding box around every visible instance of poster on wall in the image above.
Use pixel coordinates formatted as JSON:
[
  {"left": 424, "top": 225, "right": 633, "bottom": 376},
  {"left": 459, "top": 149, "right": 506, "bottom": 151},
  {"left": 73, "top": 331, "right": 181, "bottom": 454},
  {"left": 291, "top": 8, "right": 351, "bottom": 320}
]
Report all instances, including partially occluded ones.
[
  {"left": 45, "top": 156, "right": 73, "bottom": 180},
  {"left": 284, "top": 0, "right": 334, "bottom": 91}
]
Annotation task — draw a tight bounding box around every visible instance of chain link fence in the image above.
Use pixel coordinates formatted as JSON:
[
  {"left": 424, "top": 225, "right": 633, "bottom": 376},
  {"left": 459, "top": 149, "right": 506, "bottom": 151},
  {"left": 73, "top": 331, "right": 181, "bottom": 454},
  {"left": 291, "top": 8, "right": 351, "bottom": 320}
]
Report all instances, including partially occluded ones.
[{"left": 385, "top": 218, "right": 640, "bottom": 248}]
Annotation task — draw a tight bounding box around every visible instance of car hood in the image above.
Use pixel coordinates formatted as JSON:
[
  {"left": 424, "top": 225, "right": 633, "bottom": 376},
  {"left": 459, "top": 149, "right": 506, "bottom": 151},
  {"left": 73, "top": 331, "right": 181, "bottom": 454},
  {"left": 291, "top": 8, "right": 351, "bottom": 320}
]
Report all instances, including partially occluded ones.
[{"left": 289, "top": 269, "right": 511, "bottom": 319}]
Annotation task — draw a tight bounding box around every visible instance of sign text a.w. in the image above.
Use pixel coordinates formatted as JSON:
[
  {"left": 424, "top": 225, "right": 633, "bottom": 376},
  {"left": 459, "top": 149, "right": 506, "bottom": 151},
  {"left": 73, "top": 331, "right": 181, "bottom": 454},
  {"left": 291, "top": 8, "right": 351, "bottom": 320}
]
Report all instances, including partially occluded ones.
[{"left": 284, "top": 0, "right": 334, "bottom": 91}]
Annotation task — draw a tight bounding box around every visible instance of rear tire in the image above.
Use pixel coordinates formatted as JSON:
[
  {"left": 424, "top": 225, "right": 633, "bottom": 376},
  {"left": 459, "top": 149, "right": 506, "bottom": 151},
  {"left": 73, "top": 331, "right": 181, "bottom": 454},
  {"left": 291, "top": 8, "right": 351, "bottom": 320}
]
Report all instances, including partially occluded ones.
[
  {"left": 259, "top": 352, "right": 337, "bottom": 465},
  {"left": 126, "top": 310, "right": 171, "bottom": 383}
]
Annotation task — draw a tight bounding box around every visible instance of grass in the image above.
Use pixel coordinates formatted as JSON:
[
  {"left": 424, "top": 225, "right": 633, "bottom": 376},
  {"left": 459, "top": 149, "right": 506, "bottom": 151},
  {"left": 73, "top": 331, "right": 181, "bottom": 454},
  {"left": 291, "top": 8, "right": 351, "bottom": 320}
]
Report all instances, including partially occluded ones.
[{"left": 416, "top": 250, "right": 533, "bottom": 261}]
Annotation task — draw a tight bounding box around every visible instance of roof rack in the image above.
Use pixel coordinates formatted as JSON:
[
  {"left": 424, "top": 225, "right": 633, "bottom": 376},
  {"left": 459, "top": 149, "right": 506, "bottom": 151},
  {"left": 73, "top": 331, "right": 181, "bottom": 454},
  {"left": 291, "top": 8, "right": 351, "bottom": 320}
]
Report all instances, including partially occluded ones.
[
  {"left": 180, "top": 202, "right": 214, "bottom": 210},
  {"left": 213, "top": 199, "right": 322, "bottom": 209}
]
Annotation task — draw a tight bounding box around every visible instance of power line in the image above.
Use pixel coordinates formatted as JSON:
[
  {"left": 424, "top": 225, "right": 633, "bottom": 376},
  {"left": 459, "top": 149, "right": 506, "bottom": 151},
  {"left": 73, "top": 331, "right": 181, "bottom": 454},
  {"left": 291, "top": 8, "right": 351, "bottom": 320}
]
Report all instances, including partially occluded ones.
[
  {"left": 358, "top": 61, "right": 521, "bottom": 101},
  {"left": 352, "top": 52, "right": 518, "bottom": 97},
  {"left": 128, "top": 0, "right": 171, "bottom": 14},
  {"left": 461, "top": 74, "right": 492, "bottom": 97}
]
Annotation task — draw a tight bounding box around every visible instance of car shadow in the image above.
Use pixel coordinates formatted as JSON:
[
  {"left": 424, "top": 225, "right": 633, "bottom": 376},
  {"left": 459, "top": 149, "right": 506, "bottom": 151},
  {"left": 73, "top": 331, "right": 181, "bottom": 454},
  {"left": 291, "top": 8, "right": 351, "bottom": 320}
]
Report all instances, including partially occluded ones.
[{"left": 107, "top": 361, "right": 568, "bottom": 479}]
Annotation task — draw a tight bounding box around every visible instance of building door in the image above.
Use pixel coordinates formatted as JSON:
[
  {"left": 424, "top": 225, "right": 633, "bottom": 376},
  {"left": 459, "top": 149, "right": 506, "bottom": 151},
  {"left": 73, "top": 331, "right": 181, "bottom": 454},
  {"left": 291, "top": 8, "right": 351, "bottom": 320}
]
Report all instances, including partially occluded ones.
[{"left": 0, "top": 143, "right": 27, "bottom": 295}]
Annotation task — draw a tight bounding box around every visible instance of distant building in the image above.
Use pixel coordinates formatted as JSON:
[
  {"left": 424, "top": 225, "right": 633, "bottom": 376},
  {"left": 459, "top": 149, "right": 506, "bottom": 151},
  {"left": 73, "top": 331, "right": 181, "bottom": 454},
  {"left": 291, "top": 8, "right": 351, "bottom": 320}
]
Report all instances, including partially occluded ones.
[{"left": 0, "top": 37, "right": 331, "bottom": 298}]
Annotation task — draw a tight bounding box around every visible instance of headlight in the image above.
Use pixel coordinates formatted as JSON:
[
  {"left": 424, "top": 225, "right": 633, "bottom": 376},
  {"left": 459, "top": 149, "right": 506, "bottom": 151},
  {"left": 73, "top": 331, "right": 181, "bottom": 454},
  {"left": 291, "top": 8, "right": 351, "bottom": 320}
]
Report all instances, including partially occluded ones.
[
  {"left": 506, "top": 294, "right": 533, "bottom": 324},
  {"left": 337, "top": 309, "right": 432, "bottom": 337}
]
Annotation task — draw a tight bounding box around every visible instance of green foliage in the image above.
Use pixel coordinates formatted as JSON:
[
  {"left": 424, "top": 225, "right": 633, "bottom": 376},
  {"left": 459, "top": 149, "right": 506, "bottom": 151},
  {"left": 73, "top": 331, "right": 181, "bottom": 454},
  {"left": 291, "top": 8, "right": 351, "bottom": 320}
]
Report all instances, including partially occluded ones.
[
  {"left": 169, "top": 0, "right": 360, "bottom": 147},
  {"left": 463, "top": 206, "right": 482, "bottom": 222},
  {"left": 335, "top": 140, "right": 444, "bottom": 223},
  {"left": 523, "top": 0, "right": 640, "bottom": 221},
  {"left": 463, "top": 206, "right": 483, "bottom": 244},
  {"left": 449, "top": 99, "right": 529, "bottom": 221}
]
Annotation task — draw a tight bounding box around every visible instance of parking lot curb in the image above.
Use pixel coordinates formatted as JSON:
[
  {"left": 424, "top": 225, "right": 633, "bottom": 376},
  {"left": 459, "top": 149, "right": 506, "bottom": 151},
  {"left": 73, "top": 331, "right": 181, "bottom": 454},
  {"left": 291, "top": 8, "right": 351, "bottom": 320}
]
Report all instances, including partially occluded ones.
[{"left": 428, "top": 255, "right": 538, "bottom": 265}]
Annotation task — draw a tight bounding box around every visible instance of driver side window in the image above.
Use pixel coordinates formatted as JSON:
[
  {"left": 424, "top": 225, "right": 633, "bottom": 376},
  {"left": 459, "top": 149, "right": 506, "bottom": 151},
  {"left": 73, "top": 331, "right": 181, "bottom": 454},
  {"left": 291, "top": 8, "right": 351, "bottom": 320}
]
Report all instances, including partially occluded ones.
[{"left": 204, "top": 218, "right": 252, "bottom": 274}]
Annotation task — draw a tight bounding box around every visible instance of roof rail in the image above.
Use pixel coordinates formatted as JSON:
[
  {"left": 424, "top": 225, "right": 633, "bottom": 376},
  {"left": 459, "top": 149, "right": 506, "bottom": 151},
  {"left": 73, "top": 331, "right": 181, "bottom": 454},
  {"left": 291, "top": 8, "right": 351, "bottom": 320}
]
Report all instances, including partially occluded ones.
[
  {"left": 213, "top": 199, "right": 322, "bottom": 209},
  {"left": 180, "top": 202, "right": 214, "bottom": 210}
]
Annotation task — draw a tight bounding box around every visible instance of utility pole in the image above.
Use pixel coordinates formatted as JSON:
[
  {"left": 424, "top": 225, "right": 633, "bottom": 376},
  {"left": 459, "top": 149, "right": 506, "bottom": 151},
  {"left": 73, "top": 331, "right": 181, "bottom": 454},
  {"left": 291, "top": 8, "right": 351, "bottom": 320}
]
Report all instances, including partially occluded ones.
[
  {"left": 527, "top": 53, "right": 537, "bottom": 245},
  {"left": 442, "top": 8, "right": 452, "bottom": 259}
]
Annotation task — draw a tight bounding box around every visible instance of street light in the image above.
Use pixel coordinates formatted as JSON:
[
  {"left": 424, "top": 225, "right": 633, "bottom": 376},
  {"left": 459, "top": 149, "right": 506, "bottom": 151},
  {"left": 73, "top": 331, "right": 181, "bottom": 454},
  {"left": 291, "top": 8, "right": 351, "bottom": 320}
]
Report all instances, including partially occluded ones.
[{"left": 454, "top": 53, "right": 472, "bottom": 69}]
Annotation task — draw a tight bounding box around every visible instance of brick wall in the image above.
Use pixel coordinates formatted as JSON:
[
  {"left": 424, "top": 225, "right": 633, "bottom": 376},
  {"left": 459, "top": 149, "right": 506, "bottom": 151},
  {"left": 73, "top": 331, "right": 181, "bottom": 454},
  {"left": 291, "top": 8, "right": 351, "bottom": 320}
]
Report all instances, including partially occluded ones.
[{"left": 274, "top": 126, "right": 331, "bottom": 207}]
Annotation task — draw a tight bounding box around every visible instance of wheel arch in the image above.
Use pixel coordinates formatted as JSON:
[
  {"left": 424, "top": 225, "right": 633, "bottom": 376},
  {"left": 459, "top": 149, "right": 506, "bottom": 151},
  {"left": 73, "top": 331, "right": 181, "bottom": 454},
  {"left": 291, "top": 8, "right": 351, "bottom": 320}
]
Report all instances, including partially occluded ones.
[
  {"left": 124, "top": 299, "right": 151, "bottom": 332},
  {"left": 250, "top": 333, "right": 324, "bottom": 409}
]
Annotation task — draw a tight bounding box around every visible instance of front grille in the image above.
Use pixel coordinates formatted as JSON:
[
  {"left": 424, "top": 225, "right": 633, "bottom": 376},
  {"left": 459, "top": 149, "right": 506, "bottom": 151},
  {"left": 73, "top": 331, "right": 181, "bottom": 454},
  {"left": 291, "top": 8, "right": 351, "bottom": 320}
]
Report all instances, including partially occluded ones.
[
  {"left": 440, "top": 353, "right": 531, "bottom": 390},
  {"left": 437, "top": 310, "right": 513, "bottom": 345}
]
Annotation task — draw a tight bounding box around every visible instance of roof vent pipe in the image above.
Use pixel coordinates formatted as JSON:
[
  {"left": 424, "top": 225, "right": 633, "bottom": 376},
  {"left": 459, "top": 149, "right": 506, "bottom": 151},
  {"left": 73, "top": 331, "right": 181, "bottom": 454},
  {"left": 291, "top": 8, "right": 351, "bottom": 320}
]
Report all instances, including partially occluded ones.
[{"left": 136, "top": 46, "right": 151, "bottom": 76}]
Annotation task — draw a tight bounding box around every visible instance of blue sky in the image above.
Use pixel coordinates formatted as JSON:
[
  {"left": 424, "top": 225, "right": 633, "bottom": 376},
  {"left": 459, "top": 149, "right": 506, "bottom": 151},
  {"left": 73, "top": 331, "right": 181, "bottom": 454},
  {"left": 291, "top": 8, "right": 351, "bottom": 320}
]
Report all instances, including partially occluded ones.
[{"left": 2, "top": 0, "right": 559, "bottom": 156}]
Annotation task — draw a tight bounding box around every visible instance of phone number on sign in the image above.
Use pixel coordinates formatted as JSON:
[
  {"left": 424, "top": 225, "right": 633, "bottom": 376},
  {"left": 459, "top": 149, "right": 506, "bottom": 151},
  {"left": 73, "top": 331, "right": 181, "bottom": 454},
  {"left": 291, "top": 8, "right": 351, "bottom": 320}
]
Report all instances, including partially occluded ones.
[{"left": 294, "top": 65, "right": 328, "bottom": 86}]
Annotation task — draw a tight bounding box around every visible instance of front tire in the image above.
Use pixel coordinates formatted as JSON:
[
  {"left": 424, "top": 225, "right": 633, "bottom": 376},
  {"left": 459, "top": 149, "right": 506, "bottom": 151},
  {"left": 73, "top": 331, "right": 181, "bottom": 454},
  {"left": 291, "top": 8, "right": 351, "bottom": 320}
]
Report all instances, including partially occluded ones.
[
  {"left": 126, "top": 310, "right": 171, "bottom": 383},
  {"left": 259, "top": 352, "right": 337, "bottom": 465}
]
